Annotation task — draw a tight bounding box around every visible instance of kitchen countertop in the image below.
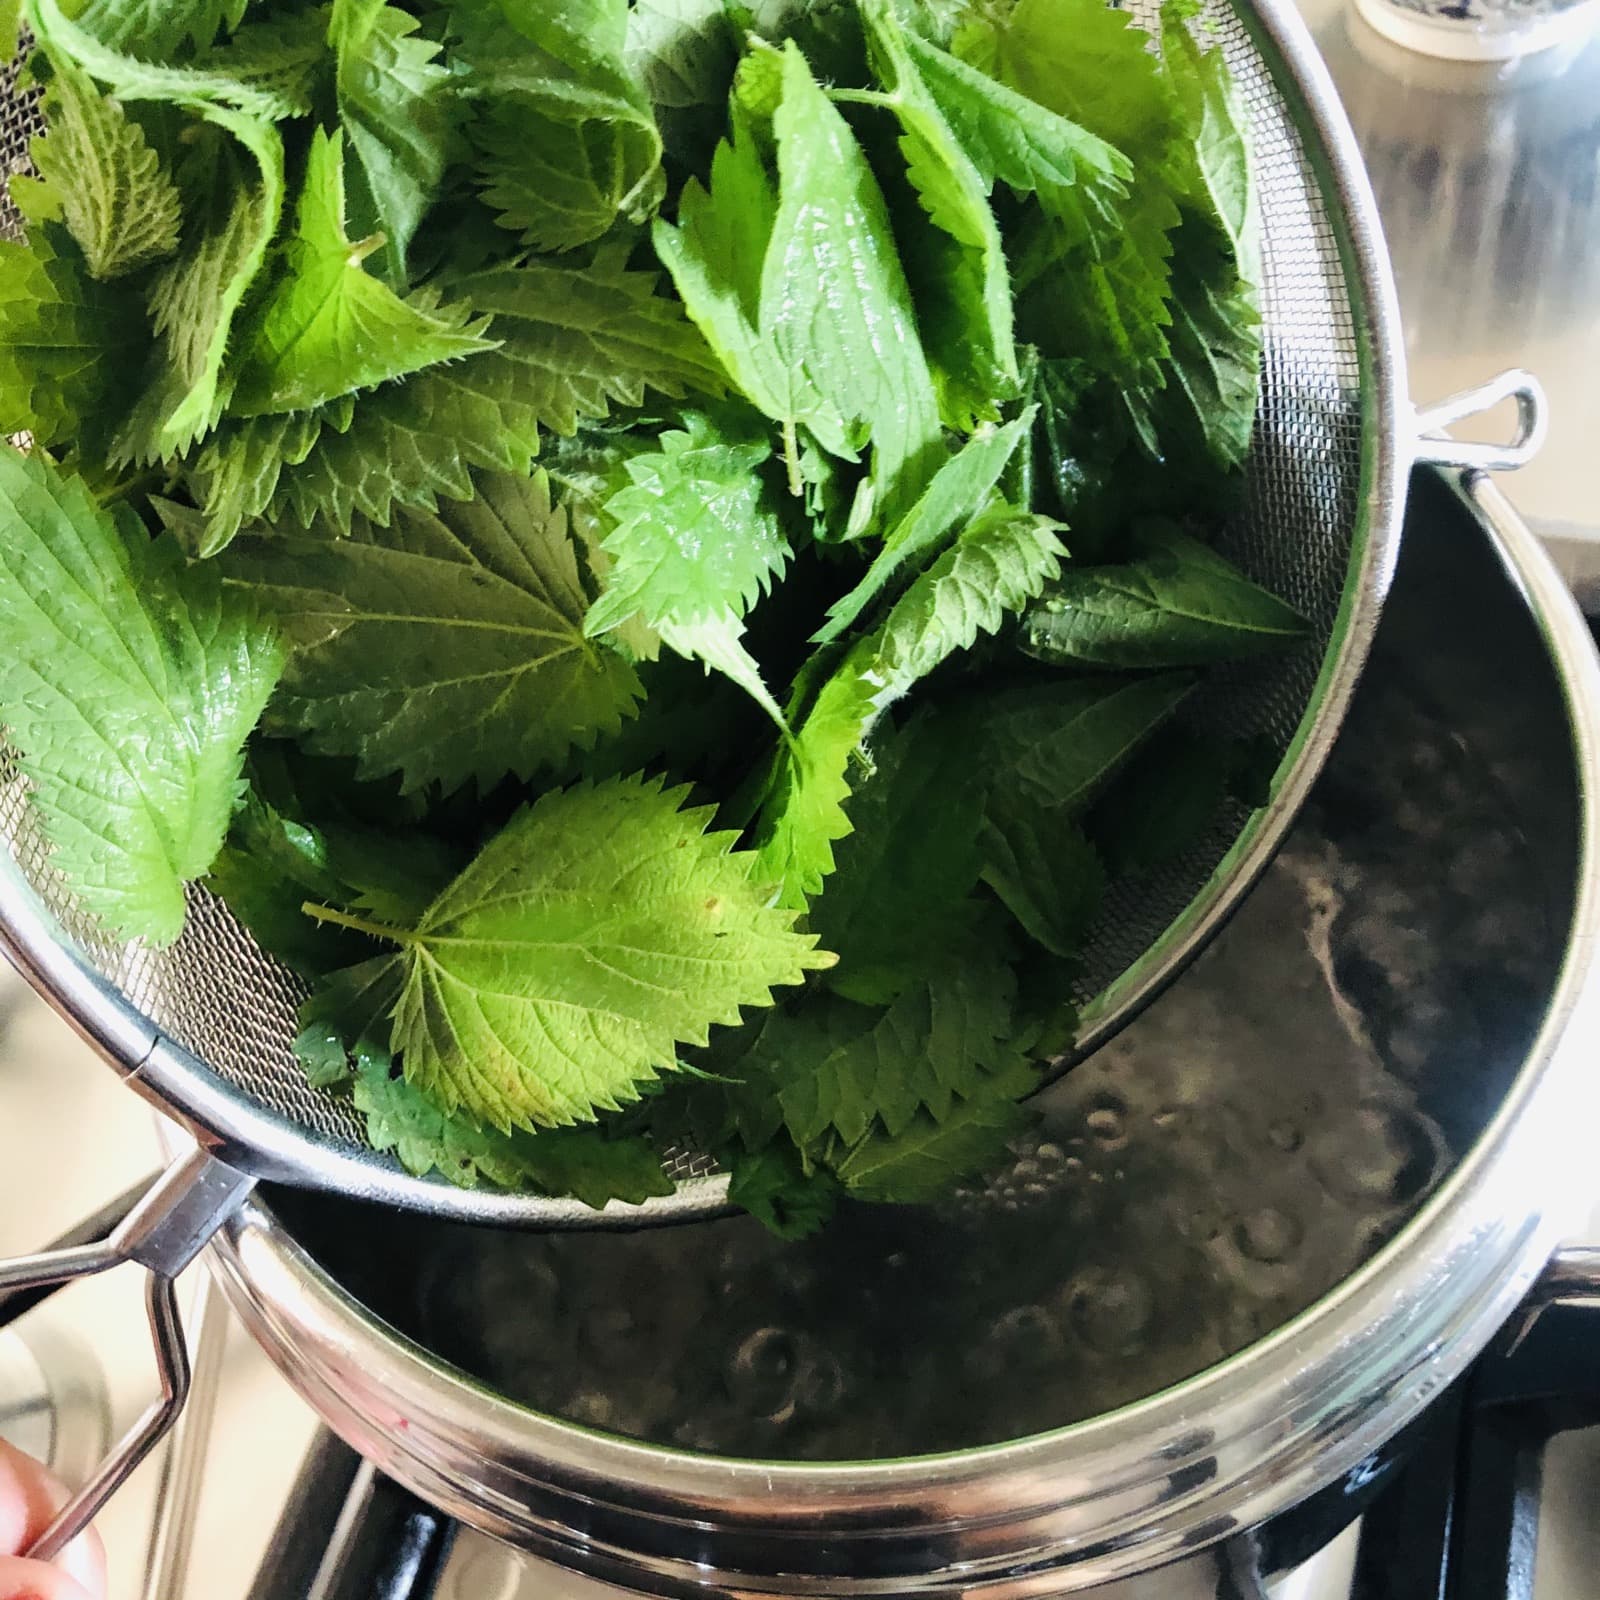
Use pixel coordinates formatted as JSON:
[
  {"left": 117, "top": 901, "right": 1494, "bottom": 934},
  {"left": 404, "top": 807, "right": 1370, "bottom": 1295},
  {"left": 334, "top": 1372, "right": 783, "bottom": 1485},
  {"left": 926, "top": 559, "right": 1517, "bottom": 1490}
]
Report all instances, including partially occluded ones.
[{"left": 3, "top": 7, "right": 1600, "bottom": 1598}]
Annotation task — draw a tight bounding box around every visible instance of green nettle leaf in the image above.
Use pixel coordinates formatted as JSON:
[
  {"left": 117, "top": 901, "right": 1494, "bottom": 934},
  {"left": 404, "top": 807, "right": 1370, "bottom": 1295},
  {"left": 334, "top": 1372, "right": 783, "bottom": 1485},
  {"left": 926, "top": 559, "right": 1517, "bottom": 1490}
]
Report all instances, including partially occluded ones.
[
  {"left": 198, "top": 7, "right": 331, "bottom": 120},
  {"left": 26, "top": 0, "right": 306, "bottom": 120},
  {"left": 220, "top": 470, "right": 644, "bottom": 794},
  {"left": 762, "top": 44, "right": 943, "bottom": 526},
  {"left": 472, "top": 99, "right": 662, "bottom": 255},
  {"left": 981, "top": 801, "right": 1104, "bottom": 958},
  {"left": 182, "top": 345, "right": 540, "bottom": 552},
  {"left": 185, "top": 252, "right": 716, "bottom": 549},
  {"left": 1161, "top": 10, "right": 1255, "bottom": 266},
  {"left": 586, "top": 423, "right": 789, "bottom": 634},
  {"left": 444, "top": 254, "right": 727, "bottom": 436},
  {"left": 955, "top": 0, "right": 1181, "bottom": 162},
  {"left": 584, "top": 419, "right": 791, "bottom": 721},
  {"left": 1021, "top": 524, "right": 1306, "bottom": 669},
  {"left": 903, "top": 27, "right": 1132, "bottom": 234},
  {"left": 751, "top": 662, "right": 877, "bottom": 908},
  {"left": 32, "top": 58, "right": 182, "bottom": 280},
  {"left": 815, "top": 413, "right": 1030, "bottom": 644},
  {"left": 1147, "top": 223, "right": 1259, "bottom": 473},
  {"left": 833, "top": 1067, "right": 1034, "bottom": 1203},
  {"left": 791, "top": 958, "right": 1028, "bottom": 1148},
  {"left": 860, "top": 0, "right": 1017, "bottom": 431},
  {"left": 179, "top": 247, "right": 708, "bottom": 531},
  {"left": 352, "top": 1047, "right": 674, "bottom": 1205},
  {"left": 725, "top": 1141, "right": 839, "bottom": 1239},
  {"left": 0, "top": 448, "right": 282, "bottom": 944},
  {"left": 320, "top": 774, "right": 834, "bottom": 1130},
  {"left": 656, "top": 46, "right": 943, "bottom": 525},
  {"left": 872, "top": 502, "right": 1065, "bottom": 693},
  {"left": 330, "top": 0, "right": 462, "bottom": 284},
  {"left": 230, "top": 129, "right": 493, "bottom": 418},
  {"left": 978, "top": 674, "right": 1195, "bottom": 815},
  {"left": 624, "top": 0, "right": 740, "bottom": 160},
  {"left": 755, "top": 504, "right": 1062, "bottom": 906},
  {"left": 118, "top": 110, "right": 286, "bottom": 459},
  {"left": 69, "top": 0, "right": 246, "bottom": 57},
  {"left": 652, "top": 118, "right": 844, "bottom": 454},
  {"left": 0, "top": 193, "right": 146, "bottom": 451},
  {"left": 913, "top": 20, "right": 1176, "bottom": 406},
  {"left": 178, "top": 406, "right": 330, "bottom": 555},
  {"left": 456, "top": 0, "right": 665, "bottom": 252},
  {"left": 811, "top": 715, "right": 986, "bottom": 1003},
  {"left": 1152, "top": 15, "right": 1262, "bottom": 470}
]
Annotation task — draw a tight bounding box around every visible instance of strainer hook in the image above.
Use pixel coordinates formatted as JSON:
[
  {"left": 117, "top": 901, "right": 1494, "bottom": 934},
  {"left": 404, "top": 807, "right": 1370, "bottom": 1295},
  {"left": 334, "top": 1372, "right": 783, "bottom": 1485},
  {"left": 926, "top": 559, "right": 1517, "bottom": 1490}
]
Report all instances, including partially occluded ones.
[
  {"left": 0, "top": 1149, "right": 253, "bottom": 1560},
  {"left": 1414, "top": 369, "right": 1548, "bottom": 474}
]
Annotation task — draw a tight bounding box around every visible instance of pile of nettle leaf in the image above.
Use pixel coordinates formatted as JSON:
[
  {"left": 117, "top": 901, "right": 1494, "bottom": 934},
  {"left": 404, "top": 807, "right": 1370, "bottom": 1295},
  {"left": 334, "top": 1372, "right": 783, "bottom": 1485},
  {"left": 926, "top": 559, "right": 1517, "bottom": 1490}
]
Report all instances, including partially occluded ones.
[{"left": 0, "top": 0, "right": 1306, "bottom": 1232}]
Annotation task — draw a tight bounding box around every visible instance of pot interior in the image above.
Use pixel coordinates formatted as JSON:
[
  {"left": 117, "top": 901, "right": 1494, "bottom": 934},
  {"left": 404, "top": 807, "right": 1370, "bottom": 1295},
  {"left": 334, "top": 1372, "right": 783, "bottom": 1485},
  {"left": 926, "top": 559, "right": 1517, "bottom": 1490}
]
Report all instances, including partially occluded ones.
[{"left": 261, "top": 467, "right": 1582, "bottom": 1461}]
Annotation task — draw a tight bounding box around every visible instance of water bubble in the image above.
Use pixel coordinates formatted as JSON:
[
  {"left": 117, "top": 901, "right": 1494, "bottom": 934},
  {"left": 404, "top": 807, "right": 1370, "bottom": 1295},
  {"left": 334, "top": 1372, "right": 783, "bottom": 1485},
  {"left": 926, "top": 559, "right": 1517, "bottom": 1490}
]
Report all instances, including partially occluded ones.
[
  {"left": 1151, "top": 1105, "right": 1182, "bottom": 1131},
  {"left": 968, "top": 1305, "right": 1064, "bottom": 1381},
  {"left": 1312, "top": 1103, "right": 1439, "bottom": 1205},
  {"left": 566, "top": 1389, "right": 623, "bottom": 1430},
  {"left": 726, "top": 1328, "right": 802, "bottom": 1418},
  {"left": 1085, "top": 1094, "right": 1129, "bottom": 1149},
  {"left": 1034, "top": 1142, "right": 1067, "bottom": 1171},
  {"left": 794, "top": 1347, "right": 846, "bottom": 1414},
  {"left": 1065, "top": 1268, "right": 1154, "bottom": 1354},
  {"left": 1234, "top": 1207, "right": 1303, "bottom": 1263},
  {"left": 1182, "top": 1202, "right": 1225, "bottom": 1243}
]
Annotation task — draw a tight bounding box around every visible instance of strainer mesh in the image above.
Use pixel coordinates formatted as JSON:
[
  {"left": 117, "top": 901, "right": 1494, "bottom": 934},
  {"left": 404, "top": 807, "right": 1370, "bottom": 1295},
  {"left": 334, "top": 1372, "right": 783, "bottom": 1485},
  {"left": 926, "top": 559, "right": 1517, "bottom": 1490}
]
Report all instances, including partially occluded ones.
[
  {"left": 0, "top": 5, "right": 1371, "bottom": 1189},
  {"left": 1074, "top": 0, "right": 1366, "bottom": 1007}
]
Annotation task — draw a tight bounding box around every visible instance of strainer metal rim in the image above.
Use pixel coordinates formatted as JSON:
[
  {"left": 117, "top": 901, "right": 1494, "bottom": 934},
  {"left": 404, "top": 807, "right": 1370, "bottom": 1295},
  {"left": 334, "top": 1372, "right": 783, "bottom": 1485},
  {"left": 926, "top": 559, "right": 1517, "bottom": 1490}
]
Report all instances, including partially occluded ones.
[
  {"left": 0, "top": 0, "right": 1408, "bottom": 1228},
  {"left": 1067, "top": 5, "right": 1409, "bottom": 1062}
]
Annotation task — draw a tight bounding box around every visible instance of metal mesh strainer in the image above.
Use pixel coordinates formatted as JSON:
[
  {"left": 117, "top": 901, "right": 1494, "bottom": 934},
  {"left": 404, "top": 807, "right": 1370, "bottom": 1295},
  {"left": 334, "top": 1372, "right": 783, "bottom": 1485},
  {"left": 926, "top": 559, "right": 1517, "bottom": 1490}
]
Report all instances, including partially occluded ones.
[
  {"left": 0, "top": 0, "right": 1545, "bottom": 1562},
  {"left": 0, "top": 0, "right": 1395, "bottom": 1199}
]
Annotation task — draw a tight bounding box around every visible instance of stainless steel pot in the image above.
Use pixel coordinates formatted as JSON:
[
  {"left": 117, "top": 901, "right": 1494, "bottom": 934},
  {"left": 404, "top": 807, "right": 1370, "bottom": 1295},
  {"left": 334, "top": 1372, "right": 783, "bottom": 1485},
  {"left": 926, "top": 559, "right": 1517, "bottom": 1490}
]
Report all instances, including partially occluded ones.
[{"left": 200, "top": 464, "right": 1600, "bottom": 1597}]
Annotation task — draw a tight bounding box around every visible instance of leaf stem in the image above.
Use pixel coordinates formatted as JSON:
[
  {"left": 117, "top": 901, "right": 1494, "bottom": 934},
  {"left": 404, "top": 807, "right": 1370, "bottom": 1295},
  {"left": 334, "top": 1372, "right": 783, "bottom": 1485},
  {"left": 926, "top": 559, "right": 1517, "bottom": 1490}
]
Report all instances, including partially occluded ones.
[
  {"left": 302, "top": 901, "right": 410, "bottom": 945},
  {"left": 782, "top": 419, "right": 802, "bottom": 498},
  {"left": 828, "top": 88, "right": 896, "bottom": 110}
]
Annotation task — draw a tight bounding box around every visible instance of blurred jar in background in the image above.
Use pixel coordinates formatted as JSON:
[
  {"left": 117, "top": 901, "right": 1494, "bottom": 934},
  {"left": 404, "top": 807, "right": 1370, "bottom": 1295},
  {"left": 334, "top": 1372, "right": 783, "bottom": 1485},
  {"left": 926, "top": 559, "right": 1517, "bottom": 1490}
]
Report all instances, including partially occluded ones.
[{"left": 1349, "top": 0, "right": 1600, "bottom": 61}]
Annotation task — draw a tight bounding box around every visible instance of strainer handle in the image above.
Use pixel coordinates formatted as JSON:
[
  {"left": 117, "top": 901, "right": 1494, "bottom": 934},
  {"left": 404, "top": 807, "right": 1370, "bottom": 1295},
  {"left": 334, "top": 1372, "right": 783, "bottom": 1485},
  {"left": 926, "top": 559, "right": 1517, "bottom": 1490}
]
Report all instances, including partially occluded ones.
[
  {"left": 0, "top": 1148, "right": 254, "bottom": 1563},
  {"left": 1414, "top": 370, "right": 1548, "bottom": 474}
]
